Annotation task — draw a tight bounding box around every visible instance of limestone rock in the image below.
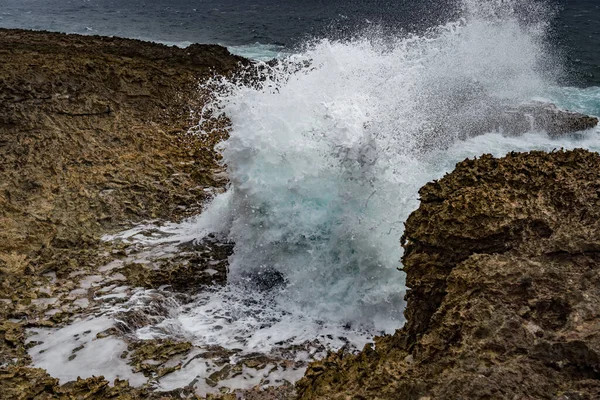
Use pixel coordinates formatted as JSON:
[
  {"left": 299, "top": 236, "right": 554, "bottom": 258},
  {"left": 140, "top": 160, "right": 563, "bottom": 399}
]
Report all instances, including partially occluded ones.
[
  {"left": 0, "top": 28, "right": 244, "bottom": 397},
  {"left": 298, "top": 149, "right": 600, "bottom": 399}
]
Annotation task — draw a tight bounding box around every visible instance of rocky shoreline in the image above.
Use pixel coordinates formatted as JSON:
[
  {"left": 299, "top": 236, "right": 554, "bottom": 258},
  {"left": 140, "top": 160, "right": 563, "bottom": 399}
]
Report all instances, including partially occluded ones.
[
  {"left": 0, "top": 28, "right": 252, "bottom": 399},
  {"left": 2, "top": 29, "right": 600, "bottom": 399},
  {"left": 298, "top": 149, "right": 600, "bottom": 399}
]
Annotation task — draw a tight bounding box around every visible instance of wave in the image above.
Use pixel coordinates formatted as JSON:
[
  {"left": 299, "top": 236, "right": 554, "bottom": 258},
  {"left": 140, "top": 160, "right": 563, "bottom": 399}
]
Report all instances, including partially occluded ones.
[{"left": 186, "top": 0, "right": 563, "bottom": 336}]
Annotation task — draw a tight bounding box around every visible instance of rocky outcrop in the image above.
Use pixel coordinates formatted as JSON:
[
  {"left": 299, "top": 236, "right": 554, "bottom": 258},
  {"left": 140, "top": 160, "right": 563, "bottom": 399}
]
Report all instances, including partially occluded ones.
[
  {"left": 0, "top": 28, "right": 246, "bottom": 258},
  {"left": 0, "top": 28, "right": 245, "bottom": 315},
  {"left": 504, "top": 102, "right": 598, "bottom": 136},
  {"left": 298, "top": 149, "right": 600, "bottom": 399},
  {"left": 0, "top": 29, "right": 246, "bottom": 397},
  {"left": 0, "top": 29, "right": 298, "bottom": 400},
  {"left": 419, "top": 77, "right": 598, "bottom": 149}
]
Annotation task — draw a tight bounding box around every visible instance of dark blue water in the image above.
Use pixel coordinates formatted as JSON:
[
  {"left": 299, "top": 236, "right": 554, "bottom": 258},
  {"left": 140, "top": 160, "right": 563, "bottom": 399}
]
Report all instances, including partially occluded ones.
[
  {"left": 557, "top": 1, "right": 600, "bottom": 85},
  {"left": 0, "top": 0, "right": 598, "bottom": 85},
  {"left": 1, "top": 0, "right": 456, "bottom": 44}
]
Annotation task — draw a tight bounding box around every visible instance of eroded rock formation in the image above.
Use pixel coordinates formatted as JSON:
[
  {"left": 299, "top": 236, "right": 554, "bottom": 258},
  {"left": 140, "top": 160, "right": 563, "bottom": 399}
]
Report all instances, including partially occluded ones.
[
  {"left": 0, "top": 29, "right": 245, "bottom": 398},
  {"left": 0, "top": 28, "right": 247, "bottom": 259},
  {"left": 418, "top": 77, "right": 598, "bottom": 149},
  {"left": 2, "top": 28, "right": 600, "bottom": 399},
  {"left": 298, "top": 149, "right": 600, "bottom": 399}
]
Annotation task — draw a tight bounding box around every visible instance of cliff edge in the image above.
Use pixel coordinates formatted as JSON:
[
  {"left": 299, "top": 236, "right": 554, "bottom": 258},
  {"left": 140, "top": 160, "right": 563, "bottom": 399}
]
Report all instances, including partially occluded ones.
[{"left": 298, "top": 149, "right": 600, "bottom": 399}]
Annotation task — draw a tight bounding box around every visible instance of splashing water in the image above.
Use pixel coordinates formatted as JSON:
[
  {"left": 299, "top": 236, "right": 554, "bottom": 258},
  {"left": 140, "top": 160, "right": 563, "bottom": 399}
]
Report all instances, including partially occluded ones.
[
  {"left": 166, "top": 0, "right": 566, "bottom": 344},
  {"left": 144, "top": 0, "right": 586, "bottom": 346}
]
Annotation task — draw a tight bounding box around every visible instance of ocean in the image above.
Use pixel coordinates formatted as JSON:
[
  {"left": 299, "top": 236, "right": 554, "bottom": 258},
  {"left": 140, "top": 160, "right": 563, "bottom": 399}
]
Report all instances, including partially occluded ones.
[
  {"left": 13, "top": 0, "right": 600, "bottom": 395},
  {"left": 1, "top": 0, "right": 600, "bottom": 85}
]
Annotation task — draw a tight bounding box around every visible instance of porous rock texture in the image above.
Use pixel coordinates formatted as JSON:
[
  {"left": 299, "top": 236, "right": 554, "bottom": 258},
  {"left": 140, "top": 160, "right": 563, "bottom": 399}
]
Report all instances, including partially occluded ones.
[
  {"left": 0, "top": 28, "right": 246, "bottom": 260},
  {"left": 297, "top": 149, "right": 600, "bottom": 399},
  {"left": 0, "top": 29, "right": 246, "bottom": 312},
  {"left": 0, "top": 29, "right": 245, "bottom": 398}
]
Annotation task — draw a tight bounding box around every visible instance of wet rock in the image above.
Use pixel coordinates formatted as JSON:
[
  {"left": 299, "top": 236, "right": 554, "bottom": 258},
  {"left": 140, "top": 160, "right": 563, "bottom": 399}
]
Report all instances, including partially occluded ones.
[
  {"left": 128, "top": 339, "right": 192, "bottom": 378},
  {"left": 0, "top": 366, "right": 147, "bottom": 399},
  {"left": 504, "top": 102, "right": 598, "bottom": 136},
  {"left": 0, "top": 322, "right": 27, "bottom": 367},
  {"left": 298, "top": 149, "right": 600, "bottom": 399},
  {"left": 112, "top": 290, "right": 182, "bottom": 333},
  {"left": 0, "top": 29, "right": 245, "bottom": 398},
  {"left": 417, "top": 78, "right": 598, "bottom": 149},
  {"left": 458, "top": 101, "right": 600, "bottom": 140},
  {"left": 122, "top": 235, "right": 234, "bottom": 292},
  {"left": 239, "top": 266, "right": 288, "bottom": 292}
]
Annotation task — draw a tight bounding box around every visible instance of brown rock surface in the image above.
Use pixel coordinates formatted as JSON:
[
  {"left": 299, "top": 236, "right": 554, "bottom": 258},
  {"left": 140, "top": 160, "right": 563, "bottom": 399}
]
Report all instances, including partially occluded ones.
[
  {"left": 3, "top": 28, "right": 600, "bottom": 400},
  {"left": 0, "top": 28, "right": 245, "bottom": 314},
  {"left": 0, "top": 28, "right": 246, "bottom": 259},
  {"left": 297, "top": 149, "right": 600, "bottom": 399},
  {"left": 0, "top": 28, "right": 246, "bottom": 397}
]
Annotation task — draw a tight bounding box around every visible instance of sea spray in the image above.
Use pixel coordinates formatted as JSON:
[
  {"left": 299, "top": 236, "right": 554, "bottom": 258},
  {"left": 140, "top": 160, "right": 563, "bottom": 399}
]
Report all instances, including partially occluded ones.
[{"left": 180, "top": 0, "right": 561, "bottom": 338}]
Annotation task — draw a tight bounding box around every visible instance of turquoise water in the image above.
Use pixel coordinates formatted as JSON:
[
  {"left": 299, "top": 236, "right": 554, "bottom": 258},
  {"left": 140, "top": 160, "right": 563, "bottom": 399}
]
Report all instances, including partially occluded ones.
[{"left": 551, "top": 86, "right": 600, "bottom": 116}]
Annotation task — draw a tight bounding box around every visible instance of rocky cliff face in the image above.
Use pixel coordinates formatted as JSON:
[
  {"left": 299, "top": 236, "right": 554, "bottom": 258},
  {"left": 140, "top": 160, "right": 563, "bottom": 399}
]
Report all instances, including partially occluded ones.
[
  {"left": 3, "top": 29, "right": 600, "bottom": 400},
  {"left": 0, "top": 29, "right": 246, "bottom": 398},
  {"left": 298, "top": 149, "right": 600, "bottom": 399}
]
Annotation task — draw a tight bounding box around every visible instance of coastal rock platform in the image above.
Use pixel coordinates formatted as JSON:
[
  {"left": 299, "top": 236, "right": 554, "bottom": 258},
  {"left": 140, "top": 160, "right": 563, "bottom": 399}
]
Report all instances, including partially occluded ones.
[{"left": 2, "top": 29, "right": 600, "bottom": 399}]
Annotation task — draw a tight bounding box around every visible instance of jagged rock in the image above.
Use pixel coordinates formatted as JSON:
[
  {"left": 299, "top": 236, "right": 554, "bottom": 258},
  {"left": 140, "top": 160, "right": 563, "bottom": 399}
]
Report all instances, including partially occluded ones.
[
  {"left": 128, "top": 339, "right": 192, "bottom": 378},
  {"left": 297, "top": 149, "right": 600, "bottom": 399},
  {"left": 0, "top": 28, "right": 243, "bottom": 260},
  {"left": 0, "top": 322, "right": 27, "bottom": 367},
  {"left": 503, "top": 102, "right": 598, "bottom": 136},
  {"left": 418, "top": 78, "right": 598, "bottom": 149},
  {"left": 0, "top": 366, "right": 146, "bottom": 399},
  {"left": 0, "top": 29, "right": 245, "bottom": 397},
  {"left": 122, "top": 235, "right": 234, "bottom": 292}
]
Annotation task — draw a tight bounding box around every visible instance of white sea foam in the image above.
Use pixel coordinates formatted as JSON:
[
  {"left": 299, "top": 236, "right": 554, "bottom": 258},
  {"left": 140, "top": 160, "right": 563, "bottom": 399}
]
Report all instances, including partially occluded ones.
[
  {"left": 27, "top": 317, "right": 147, "bottom": 386},
  {"left": 227, "top": 43, "right": 288, "bottom": 61},
  {"left": 179, "top": 0, "right": 562, "bottom": 340}
]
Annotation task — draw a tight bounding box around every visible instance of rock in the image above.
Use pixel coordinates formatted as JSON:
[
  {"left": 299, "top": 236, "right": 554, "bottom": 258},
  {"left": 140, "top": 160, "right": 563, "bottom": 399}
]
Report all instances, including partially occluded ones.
[
  {"left": 297, "top": 149, "right": 600, "bottom": 399},
  {"left": 457, "top": 101, "right": 599, "bottom": 140},
  {"left": 0, "top": 28, "right": 245, "bottom": 397},
  {"left": 0, "top": 322, "right": 27, "bottom": 367},
  {"left": 503, "top": 102, "right": 598, "bottom": 136},
  {"left": 0, "top": 28, "right": 243, "bottom": 260},
  {"left": 0, "top": 366, "right": 146, "bottom": 399},
  {"left": 122, "top": 235, "right": 234, "bottom": 292},
  {"left": 238, "top": 266, "right": 288, "bottom": 292},
  {"left": 416, "top": 77, "right": 598, "bottom": 149},
  {"left": 128, "top": 339, "right": 192, "bottom": 378}
]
